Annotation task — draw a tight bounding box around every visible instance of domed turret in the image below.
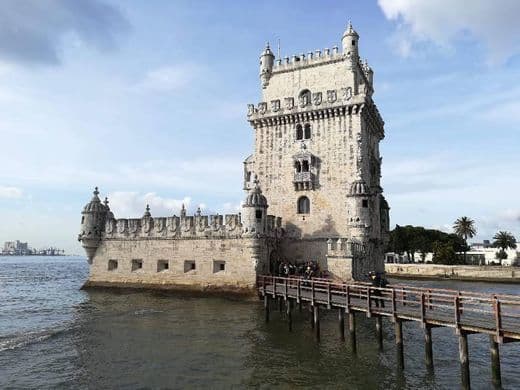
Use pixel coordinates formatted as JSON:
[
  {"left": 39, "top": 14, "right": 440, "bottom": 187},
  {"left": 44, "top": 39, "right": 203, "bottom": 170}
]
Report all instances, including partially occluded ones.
[
  {"left": 259, "top": 42, "right": 275, "bottom": 89},
  {"left": 242, "top": 176, "right": 269, "bottom": 236},
  {"left": 349, "top": 179, "right": 370, "bottom": 196},
  {"left": 79, "top": 187, "right": 108, "bottom": 263},
  {"left": 342, "top": 21, "right": 359, "bottom": 59}
]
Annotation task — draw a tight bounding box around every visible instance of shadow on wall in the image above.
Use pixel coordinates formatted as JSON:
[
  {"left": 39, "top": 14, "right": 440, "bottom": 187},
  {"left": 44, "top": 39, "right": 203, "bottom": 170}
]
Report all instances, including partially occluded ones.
[{"left": 285, "top": 214, "right": 339, "bottom": 240}]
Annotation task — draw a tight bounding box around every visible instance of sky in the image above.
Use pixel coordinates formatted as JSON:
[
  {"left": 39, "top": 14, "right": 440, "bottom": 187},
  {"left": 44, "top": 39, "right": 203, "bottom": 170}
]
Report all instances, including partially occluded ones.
[{"left": 0, "top": 0, "right": 519, "bottom": 254}]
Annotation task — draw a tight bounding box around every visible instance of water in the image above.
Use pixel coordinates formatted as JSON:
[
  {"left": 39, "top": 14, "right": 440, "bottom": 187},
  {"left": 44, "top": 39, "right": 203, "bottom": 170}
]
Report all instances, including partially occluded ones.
[{"left": 1, "top": 256, "right": 520, "bottom": 389}]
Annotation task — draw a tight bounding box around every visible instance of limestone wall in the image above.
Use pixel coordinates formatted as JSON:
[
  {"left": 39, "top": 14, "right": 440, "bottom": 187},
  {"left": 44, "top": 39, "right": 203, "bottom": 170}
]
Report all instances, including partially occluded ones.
[
  {"left": 386, "top": 263, "right": 520, "bottom": 282},
  {"left": 87, "top": 237, "right": 272, "bottom": 291}
]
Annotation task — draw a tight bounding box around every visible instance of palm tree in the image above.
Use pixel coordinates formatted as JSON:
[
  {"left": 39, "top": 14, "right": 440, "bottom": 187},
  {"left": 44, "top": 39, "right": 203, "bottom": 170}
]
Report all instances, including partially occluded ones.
[
  {"left": 453, "top": 216, "right": 476, "bottom": 264},
  {"left": 492, "top": 231, "right": 517, "bottom": 265}
]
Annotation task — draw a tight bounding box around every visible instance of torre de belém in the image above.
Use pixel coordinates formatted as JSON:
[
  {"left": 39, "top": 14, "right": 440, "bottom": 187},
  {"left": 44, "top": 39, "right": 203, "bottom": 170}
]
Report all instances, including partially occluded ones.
[{"left": 78, "top": 22, "right": 390, "bottom": 293}]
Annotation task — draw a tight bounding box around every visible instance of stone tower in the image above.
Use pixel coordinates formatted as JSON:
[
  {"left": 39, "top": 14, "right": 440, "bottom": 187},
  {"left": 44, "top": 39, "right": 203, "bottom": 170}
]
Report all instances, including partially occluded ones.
[
  {"left": 245, "top": 22, "right": 390, "bottom": 279},
  {"left": 78, "top": 187, "right": 108, "bottom": 264}
]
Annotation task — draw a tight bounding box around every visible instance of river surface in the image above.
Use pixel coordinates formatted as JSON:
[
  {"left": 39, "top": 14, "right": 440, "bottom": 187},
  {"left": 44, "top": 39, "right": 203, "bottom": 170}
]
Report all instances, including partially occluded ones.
[{"left": 1, "top": 256, "right": 519, "bottom": 389}]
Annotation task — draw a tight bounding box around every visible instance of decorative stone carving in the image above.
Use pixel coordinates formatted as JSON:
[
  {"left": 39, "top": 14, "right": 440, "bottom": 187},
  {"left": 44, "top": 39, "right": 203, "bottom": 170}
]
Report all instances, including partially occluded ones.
[
  {"left": 284, "top": 97, "right": 294, "bottom": 110},
  {"left": 341, "top": 87, "right": 352, "bottom": 101},
  {"left": 312, "top": 92, "right": 322, "bottom": 106},
  {"left": 258, "top": 102, "right": 267, "bottom": 114},
  {"left": 247, "top": 104, "right": 255, "bottom": 116},
  {"left": 327, "top": 90, "right": 337, "bottom": 103},
  {"left": 271, "top": 99, "right": 280, "bottom": 112}
]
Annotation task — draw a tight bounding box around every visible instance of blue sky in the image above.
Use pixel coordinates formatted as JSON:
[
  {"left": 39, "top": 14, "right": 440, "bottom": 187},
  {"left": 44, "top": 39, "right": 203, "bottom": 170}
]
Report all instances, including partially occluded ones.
[{"left": 0, "top": 0, "right": 519, "bottom": 253}]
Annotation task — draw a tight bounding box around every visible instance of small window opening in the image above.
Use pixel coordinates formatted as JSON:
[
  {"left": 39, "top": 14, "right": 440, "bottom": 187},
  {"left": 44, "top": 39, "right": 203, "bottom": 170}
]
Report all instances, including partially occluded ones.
[
  {"left": 213, "top": 260, "right": 226, "bottom": 273},
  {"left": 362, "top": 199, "right": 368, "bottom": 208},
  {"left": 157, "top": 260, "right": 169, "bottom": 272},
  {"left": 108, "top": 259, "right": 118, "bottom": 271},
  {"left": 184, "top": 260, "right": 196, "bottom": 272},
  {"left": 81, "top": 216, "right": 85, "bottom": 224},
  {"left": 131, "top": 259, "right": 143, "bottom": 271},
  {"left": 295, "top": 161, "right": 302, "bottom": 173},
  {"left": 304, "top": 124, "right": 311, "bottom": 139},
  {"left": 255, "top": 210, "right": 263, "bottom": 220},
  {"left": 296, "top": 124, "right": 303, "bottom": 140},
  {"left": 302, "top": 160, "right": 309, "bottom": 172},
  {"left": 297, "top": 196, "right": 310, "bottom": 214},
  {"left": 352, "top": 40, "right": 356, "bottom": 46}
]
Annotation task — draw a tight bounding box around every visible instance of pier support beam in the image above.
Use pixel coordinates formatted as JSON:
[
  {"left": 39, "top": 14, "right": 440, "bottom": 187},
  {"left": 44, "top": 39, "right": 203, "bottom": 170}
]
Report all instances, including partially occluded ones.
[
  {"left": 338, "top": 308, "right": 345, "bottom": 341},
  {"left": 287, "top": 299, "right": 292, "bottom": 332},
  {"left": 458, "top": 331, "right": 470, "bottom": 390},
  {"left": 376, "top": 316, "right": 383, "bottom": 351},
  {"left": 348, "top": 312, "right": 357, "bottom": 353},
  {"left": 278, "top": 296, "right": 283, "bottom": 313},
  {"left": 424, "top": 325, "right": 433, "bottom": 371},
  {"left": 489, "top": 335, "right": 501, "bottom": 388},
  {"left": 264, "top": 295, "right": 270, "bottom": 323},
  {"left": 313, "top": 305, "right": 320, "bottom": 342},
  {"left": 309, "top": 304, "right": 314, "bottom": 329},
  {"left": 395, "top": 319, "right": 404, "bottom": 369}
]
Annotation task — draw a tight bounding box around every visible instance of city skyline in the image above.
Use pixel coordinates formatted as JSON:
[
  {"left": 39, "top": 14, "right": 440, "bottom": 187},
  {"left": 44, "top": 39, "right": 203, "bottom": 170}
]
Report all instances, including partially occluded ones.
[{"left": 0, "top": 0, "right": 519, "bottom": 253}]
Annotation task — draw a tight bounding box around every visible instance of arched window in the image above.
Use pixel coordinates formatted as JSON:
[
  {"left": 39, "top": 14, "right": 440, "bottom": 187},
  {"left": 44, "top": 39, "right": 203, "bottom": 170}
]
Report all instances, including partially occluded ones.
[
  {"left": 296, "top": 124, "right": 303, "bottom": 140},
  {"left": 302, "top": 160, "right": 309, "bottom": 172},
  {"left": 299, "top": 89, "right": 311, "bottom": 107},
  {"left": 297, "top": 196, "right": 310, "bottom": 214},
  {"left": 304, "top": 123, "right": 311, "bottom": 139}
]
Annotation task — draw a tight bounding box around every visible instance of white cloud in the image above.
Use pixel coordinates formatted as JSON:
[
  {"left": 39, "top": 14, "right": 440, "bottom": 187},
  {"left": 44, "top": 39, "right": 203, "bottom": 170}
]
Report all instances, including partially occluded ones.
[
  {"left": 108, "top": 192, "right": 191, "bottom": 218},
  {"left": 0, "top": 186, "right": 23, "bottom": 199},
  {"left": 378, "top": 0, "right": 520, "bottom": 65},
  {"left": 137, "top": 64, "right": 204, "bottom": 92}
]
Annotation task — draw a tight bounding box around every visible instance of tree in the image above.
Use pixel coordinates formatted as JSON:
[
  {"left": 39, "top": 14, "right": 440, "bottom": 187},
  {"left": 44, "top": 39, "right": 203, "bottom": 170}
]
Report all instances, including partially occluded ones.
[
  {"left": 453, "top": 216, "right": 476, "bottom": 264},
  {"left": 492, "top": 231, "right": 517, "bottom": 265}
]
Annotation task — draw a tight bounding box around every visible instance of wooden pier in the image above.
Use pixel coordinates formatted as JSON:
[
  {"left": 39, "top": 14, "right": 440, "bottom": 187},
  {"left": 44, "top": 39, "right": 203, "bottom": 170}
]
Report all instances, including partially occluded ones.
[{"left": 258, "top": 275, "right": 520, "bottom": 389}]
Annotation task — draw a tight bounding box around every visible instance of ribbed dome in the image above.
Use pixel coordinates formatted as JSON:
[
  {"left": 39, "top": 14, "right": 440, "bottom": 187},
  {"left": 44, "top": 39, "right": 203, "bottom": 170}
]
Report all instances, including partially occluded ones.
[
  {"left": 243, "top": 179, "right": 268, "bottom": 208},
  {"left": 349, "top": 180, "right": 370, "bottom": 196},
  {"left": 343, "top": 20, "right": 359, "bottom": 38},
  {"left": 82, "top": 187, "right": 108, "bottom": 213}
]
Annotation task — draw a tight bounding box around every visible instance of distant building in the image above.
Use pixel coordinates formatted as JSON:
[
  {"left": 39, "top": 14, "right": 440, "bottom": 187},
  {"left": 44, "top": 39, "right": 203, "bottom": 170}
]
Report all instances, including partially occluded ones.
[{"left": 3, "top": 240, "right": 29, "bottom": 255}]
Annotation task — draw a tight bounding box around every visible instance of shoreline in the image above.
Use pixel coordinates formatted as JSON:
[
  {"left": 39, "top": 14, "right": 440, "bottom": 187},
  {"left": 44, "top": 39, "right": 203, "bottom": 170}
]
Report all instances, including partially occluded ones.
[{"left": 385, "top": 263, "right": 520, "bottom": 284}]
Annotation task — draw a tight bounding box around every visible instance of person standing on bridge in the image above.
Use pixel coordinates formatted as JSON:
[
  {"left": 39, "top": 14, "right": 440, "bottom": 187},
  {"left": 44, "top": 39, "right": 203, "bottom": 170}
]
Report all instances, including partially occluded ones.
[{"left": 369, "top": 272, "right": 388, "bottom": 308}]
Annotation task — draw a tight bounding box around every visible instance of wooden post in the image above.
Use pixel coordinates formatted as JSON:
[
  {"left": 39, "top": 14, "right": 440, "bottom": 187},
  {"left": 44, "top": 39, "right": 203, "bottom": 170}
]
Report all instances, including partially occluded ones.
[
  {"left": 489, "top": 335, "right": 501, "bottom": 388},
  {"left": 264, "top": 294, "right": 270, "bottom": 323},
  {"left": 338, "top": 308, "right": 345, "bottom": 341},
  {"left": 309, "top": 303, "right": 314, "bottom": 329},
  {"left": 367, "top": 286, "right": 372, "bottom": 318},
  {"left": 458, "top": 331, "right": 470, "bottom": 390},
  {"left": 313, "top": 304, "right": 320, "bottom": 342},
  {"left": 278, "top": 296, "right": 283, "bottom": 313},
  {"left": 376, "top": 316, "right": 383, "bottom": 351},
  {"left": 348, "top": 312, "right": 357, "bottom": 353},
  {"left": 424, "top": 325, "right": 433, "bottom": 371},
  {"left": 395, "top": 319, "right": 404, "bottom": 369},
  {"left": 287, "top": 298, "right": 292, "bottom": 332}
]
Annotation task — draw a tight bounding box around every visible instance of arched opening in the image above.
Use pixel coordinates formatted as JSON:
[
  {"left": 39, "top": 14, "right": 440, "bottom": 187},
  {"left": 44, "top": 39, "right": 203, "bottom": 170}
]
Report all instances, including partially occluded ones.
[
  {"left": 297, "top": 196, "right": 310, "bottom": 214},
  {"left": 304, "top": 123, "right": 311, "bottom": 139},
  {"left": 302, "top": 160, "right": 309, "bottom": 172},
  {"left": 299, "top": 89, "right": 311, "bottom": 107},
  {"left": 296, "top": 124, "right": 303, "bottom": 140}
]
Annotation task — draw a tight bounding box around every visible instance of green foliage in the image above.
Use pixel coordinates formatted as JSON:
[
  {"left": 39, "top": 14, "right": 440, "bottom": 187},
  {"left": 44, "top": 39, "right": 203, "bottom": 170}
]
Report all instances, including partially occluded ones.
[
  {"left": 492, "top": 231, "right": 517, "bottom": 251},
  {"left": 432, "top": 241, "right": 462, "bottom": 265},
  {"left": 387, "top": 225, "right": 468, "bottom": 264},
  {"left": 453, "top": 217, "right": 477, "bottom": 241},
  {"left": 495, "top": 250, "right": 508, "bottom": 260}
]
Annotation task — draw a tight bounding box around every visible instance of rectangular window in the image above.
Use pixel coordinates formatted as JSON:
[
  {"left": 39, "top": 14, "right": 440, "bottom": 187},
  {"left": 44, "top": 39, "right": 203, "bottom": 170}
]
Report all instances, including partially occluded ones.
[
  {"left": 184, "top": 260, "right": 196, "bottom": 273},
  {"left": 131, "top": 259, "right": 143, "bottom": 271},
  {"left": 213, "top": 260, "right": 226, "bottom": 273},
  {"left": 157, "top": 260, "right": 169, "bottom": 272},
  {"left": 362, "top": 199, "right": 369, "bottom": 208},
  {"left": 255, "top": 210, "right": 262, "bottom": 220},
  {"left": 108, "top": 259, "right": 118, "bottom": 271}
]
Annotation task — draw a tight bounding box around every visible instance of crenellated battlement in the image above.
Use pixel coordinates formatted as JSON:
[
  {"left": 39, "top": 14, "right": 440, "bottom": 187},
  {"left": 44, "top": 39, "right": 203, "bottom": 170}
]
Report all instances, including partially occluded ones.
[
  {"left": 272, "top": 46, "right": 344, "bottom": 73},
  {"left": 102, "top": 207, "right": 283, "bottom": 240}
]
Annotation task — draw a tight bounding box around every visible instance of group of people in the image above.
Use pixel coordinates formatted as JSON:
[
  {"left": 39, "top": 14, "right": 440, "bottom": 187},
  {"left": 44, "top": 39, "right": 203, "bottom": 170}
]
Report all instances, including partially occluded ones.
[{"left": 271, "top": 260, "right": 324, "bottom": 280}]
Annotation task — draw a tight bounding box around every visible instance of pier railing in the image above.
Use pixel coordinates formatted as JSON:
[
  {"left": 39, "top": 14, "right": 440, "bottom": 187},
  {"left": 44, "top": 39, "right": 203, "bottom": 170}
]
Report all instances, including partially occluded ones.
[{"left": 257, "top": 275, "right": 520, "bottom": 389}]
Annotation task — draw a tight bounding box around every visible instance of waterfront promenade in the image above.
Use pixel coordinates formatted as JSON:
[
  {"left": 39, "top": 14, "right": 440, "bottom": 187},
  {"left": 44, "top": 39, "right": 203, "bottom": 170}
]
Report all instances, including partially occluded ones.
[{"left": 258, "top": 275, "right": 520, "bottom": 389}]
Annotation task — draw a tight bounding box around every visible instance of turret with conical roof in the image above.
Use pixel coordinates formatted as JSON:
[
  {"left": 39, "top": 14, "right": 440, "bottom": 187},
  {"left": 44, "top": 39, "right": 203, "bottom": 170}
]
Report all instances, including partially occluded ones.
[
  {"left": 259, "top": 42, "right": 275, "bottom": 89},
  {"left": 78, "top": 187, "right": 108, "bottom": 263},
  {"left": 342, "top": 20, "right": 359, "bottom": 59},
  {"left": 241, "top": 176, "right": 269, "bottom": 236}
]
